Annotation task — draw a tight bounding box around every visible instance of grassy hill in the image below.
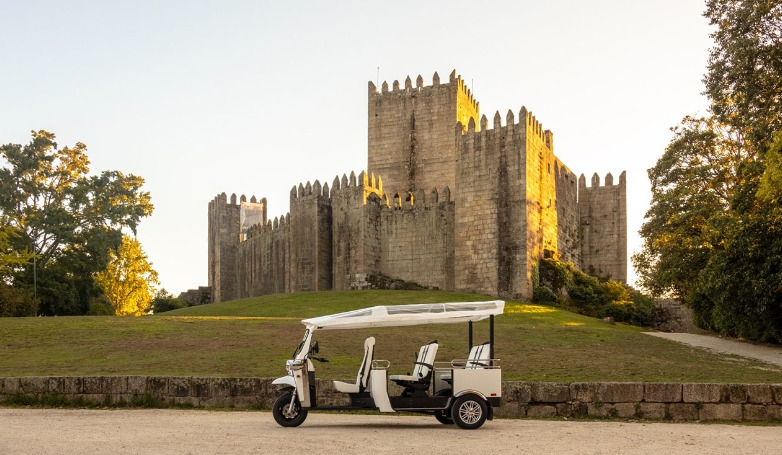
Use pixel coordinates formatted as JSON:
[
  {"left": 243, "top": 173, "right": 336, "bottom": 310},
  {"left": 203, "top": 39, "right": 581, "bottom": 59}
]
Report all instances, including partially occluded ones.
[{"left": 1, "top": 290, "right": 781, "bottom": 383}]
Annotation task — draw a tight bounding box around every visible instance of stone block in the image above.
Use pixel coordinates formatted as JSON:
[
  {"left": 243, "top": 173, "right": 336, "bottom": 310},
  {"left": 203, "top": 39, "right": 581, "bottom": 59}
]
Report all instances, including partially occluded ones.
[
  {"left": 530, "top": 382, "right": 569, "bottom": 403},
  {"left": 47, "top": 377, "right": 65, "bottom": 394},
  {"left": 555, "top": 403, "right": 573, "bottom": 418},
  {"left": 82, "top": 376, "right": 104, "bottom": 394},
  {"left": 727, "top": 384, "right": 747, "bottom": 403},
  {"left": 494, "top": 402, "right": 524, "bottom": 418},
  {"left": 700, "top": 403, "right": 742, "bottom": 421},
  {"left": 644, "top": 383, "right": 681, "bottom": 402},
  {"left": 211, "top": 377, "right": 232, "bottom": 397},
  {"left": 682, "top": 383, "right": 722, "bottom": 403},
  {"left": 587, "top": 402, "right": 614, "bottom": 418},
  {"left": 613, "top": 402, "right": 637, "bottom": 418},
  {"left": 20, "top": 376, "right": 48, "bottom": 394},
  {"left": 595, "top": 382, "right": 643, "bottom": 403},
  {"left": 637, "top": 403, "right": 666, "bottom": 419},
  {"left": 232, "top": 377, "right": 263, "bottom": 398},
  {"left": 105, "top": 376, "right": 127, "bottom": 394},
  {"left": 190, "top": 377, "right": 212, "bottom": 399},
  {"left": 526, "top": 404, "right": 557, "bottom": 417},
  {"left": 4, "top": 377, "right": 20, "bottom": 395},
  {"left": 668, "top": 403, "right": 698, "bottom": 421},
  {"left": 146, "top": 376, "right": 169, "bottom": 398},
  {"left": 127, "top": 376, "right": 147, "bottom": 395},
  {"left": 63, "top": 377, "right": 83, "bottom": 394},
  {"left": 745, "top": 384, "right": 773, "bottom": 404},
  {"left": 770, "top": 384, "right": 782, "bottom": 404},
  {"left": 504, "top": 382, "right": 531, "bottom": 404},
  {"left": 569, "top": 382, "right": 595, "bottom": 402},
  {"left": 743, "top": 404, "right": 772, "bottom": 421},
  {"left": 169, "top": 377, "right": 192, "bottom": 398}
]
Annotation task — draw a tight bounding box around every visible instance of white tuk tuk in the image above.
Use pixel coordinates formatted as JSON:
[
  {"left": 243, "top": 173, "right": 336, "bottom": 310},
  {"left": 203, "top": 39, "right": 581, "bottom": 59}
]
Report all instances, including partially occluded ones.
[{"left": 272, "top": 300, "right": 504, "bottom": 429}]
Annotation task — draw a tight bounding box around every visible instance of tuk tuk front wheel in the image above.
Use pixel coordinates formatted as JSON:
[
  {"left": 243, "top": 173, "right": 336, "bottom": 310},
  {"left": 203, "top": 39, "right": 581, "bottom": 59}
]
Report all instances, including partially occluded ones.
[
  {"left": 272, "top": 393, "right": 308, "bottom": 427},
  {"left": 450, "top": 394, "right": 487, "bottom": 429}
]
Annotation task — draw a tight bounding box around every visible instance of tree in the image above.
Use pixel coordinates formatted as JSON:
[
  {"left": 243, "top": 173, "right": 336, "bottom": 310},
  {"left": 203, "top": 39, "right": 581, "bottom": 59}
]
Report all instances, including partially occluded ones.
[
  {"left": 0, "top": 130, "right": 153, "bottom": 315},
  {"left": 95, "top": 235, "right": 159, "bottom": 316},
  {"left": 634, "top": 0, "right": 782, "bottom": 342},
  {"left": 151, "top": 288, "right": 190, "bottom": 314}
]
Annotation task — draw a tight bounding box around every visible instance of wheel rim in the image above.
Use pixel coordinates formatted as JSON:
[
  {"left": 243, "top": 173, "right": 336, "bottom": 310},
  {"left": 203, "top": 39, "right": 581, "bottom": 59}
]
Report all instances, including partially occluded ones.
[
  {"left": 458, "top": 400, "right": 482, "bottom": 424},
  {"left": 281, "top": 402, "right": 299, "bottom": 419}
]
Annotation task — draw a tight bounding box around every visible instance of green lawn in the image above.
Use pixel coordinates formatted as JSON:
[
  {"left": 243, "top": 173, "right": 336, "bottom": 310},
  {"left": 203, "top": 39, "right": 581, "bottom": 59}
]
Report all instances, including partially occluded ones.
[{"left": 1, "top": 290, "right": 781, "bottom": 383}]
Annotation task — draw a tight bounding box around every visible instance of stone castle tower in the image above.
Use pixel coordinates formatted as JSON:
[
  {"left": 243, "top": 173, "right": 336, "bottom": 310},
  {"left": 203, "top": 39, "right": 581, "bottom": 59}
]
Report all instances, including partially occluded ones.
[{"left": 207, "top": 70, "right": 626, "bottom": 303}]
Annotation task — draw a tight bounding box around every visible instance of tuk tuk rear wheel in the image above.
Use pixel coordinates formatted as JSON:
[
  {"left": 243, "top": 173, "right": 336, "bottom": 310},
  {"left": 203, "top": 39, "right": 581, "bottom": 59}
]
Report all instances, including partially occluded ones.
[
  {"left": 272, "top": 393, "right": 308, "bottom": 427},
  {"left": 451, "top": 394, "right": 487, "bottom": 429}
]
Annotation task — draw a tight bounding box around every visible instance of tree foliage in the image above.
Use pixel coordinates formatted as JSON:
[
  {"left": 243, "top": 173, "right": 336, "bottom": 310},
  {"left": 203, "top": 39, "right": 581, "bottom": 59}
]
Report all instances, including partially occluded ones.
[
  {"left": 634, "top": 0, "right": 782, "bottom": 342},
  {"left": 95, "top": 235, "right": 159, "bottom": 316},
  {"left": 151, "top": 288, "right": 191, "bottom": 314},
  {"left": 0, "top": 130, "right": 153, "bottom": 315}
]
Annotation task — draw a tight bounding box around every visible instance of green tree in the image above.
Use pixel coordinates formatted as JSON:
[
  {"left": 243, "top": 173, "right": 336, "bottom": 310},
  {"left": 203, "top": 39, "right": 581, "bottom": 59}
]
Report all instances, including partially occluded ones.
[
  {"left": 0, "top": 130, "right": 153, "bottom": 315},
  {"left": 151, "top": 288, "right": 190, "bottom": 314},
  {"left": 634, "top": 0, "right": 782, "bottom": 342},
  {"left": 95, "top": 235, "right": 159, "bottom": 316}
]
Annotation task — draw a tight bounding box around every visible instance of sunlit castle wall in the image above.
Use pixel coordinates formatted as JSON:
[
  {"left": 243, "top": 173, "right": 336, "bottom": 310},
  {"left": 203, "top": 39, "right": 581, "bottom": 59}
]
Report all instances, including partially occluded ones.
[
  {"left": 368, "top": 71, "right": 480, "bottom": 197},
  {"left": 455, "top": 108, "right": 560, "bottom": 299}
]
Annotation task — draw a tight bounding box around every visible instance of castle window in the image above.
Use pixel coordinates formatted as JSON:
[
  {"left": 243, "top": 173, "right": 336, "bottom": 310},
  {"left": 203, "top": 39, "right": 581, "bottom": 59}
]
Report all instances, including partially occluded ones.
[{"left": 547, "top": 163, "right": 551, "bottom": 174}]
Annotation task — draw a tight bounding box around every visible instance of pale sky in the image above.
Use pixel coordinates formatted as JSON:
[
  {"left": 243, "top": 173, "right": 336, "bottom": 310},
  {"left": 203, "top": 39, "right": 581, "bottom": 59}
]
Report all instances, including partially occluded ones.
[{"left": 1, "top": 0, "right": 713, "bottom": 295}]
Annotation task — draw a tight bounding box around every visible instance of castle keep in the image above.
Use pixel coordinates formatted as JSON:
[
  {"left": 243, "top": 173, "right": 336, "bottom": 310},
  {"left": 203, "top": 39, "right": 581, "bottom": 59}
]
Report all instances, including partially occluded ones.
[{"left": 208, "top": 70, "right": 626, "bottom": 303}]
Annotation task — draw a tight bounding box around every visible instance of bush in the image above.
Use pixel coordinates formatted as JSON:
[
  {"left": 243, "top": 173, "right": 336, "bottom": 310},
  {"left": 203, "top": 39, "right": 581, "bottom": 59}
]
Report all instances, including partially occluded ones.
[
  {"left": 532, "top": 285, "right": 558, "bottom": 303},
  {"left": 536, "top": 258, "right": 654, "bottom": 327},
  {"left": 0, "top": 282, "right": 37, "bottom": 317}
]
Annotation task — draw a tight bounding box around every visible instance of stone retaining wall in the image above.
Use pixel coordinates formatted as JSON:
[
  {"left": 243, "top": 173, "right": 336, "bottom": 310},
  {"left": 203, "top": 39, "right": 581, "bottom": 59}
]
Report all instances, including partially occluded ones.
[{"left": 2, "top": 377, "right": 781, "bottom": 422}]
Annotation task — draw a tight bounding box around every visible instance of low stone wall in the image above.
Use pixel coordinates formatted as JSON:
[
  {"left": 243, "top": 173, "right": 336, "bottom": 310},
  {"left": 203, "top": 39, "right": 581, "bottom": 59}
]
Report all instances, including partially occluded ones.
[{"left": 2, "top": 377, "right": 781, "bottom": 422}]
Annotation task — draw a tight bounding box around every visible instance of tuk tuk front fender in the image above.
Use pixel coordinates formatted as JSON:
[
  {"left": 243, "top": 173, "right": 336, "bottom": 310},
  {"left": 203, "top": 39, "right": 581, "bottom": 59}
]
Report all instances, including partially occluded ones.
[{"left": 272, "top": 376, "right": 297, "bottom": 388}]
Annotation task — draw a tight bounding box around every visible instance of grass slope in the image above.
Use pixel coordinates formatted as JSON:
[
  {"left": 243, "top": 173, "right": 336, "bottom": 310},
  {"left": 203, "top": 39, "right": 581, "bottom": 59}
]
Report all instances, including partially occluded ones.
[{"left": 1, "top": 290, "right": 781, "bottom": 383}]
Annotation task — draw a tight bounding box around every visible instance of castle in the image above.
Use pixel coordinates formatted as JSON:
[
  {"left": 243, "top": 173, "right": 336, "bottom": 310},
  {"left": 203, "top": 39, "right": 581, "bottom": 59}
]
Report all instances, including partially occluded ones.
[{"left": 207, "top": 70, "right": 626, "bottom": 303}]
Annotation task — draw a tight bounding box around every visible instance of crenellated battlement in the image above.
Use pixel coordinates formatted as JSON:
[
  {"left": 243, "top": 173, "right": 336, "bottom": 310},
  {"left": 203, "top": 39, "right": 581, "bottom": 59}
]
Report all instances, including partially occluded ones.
[
  {"left": 368, "top": 69, "right": 480, "bottom": 114},
  {"left": 578, "top": 171, "right": 627, "bottom": 189},
  {"left": 455, "top": 105, "right": 553, "bottom": 146}
]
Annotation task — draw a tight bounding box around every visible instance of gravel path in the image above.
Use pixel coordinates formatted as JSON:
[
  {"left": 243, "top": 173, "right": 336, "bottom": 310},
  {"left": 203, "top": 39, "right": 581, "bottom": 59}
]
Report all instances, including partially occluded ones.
[
  {"left": 1, "top": 408, "right": 781, "bottom": 455},
  {"left": 643, "top": 332, "right": 782, "bottom": 367}
]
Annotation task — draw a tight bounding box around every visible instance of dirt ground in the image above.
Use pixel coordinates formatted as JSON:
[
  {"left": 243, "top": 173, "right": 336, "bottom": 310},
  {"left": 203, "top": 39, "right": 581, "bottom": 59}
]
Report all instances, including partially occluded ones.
[
  {"left": 643, "top": 332, "right": 782, "bottom": 368},
  {"left": 1, "top": 408, "right": 781, "bottom": 455}
]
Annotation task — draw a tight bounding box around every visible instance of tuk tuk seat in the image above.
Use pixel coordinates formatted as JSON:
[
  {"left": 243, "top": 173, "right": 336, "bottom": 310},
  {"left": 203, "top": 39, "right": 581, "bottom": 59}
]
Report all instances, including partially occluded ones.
[{"left": 333, "top": 337, "right": 375, "bottom": 394}]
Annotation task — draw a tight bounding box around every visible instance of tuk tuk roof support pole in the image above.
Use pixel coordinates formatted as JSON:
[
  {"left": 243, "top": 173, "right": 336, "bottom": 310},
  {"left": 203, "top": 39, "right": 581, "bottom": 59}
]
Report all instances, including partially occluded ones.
[
  {"left": 490, "top": 315, "right": 495, "bottom": 366},
  {"left": 468, "top": 321, "right": 473, "bottom": 350}
]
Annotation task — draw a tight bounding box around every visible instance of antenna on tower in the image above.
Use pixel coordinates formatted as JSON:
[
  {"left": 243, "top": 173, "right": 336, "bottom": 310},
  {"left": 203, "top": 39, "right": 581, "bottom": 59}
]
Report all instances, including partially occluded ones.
[{"left": 377, "top": 66, "right": 380, "bottom": 88}]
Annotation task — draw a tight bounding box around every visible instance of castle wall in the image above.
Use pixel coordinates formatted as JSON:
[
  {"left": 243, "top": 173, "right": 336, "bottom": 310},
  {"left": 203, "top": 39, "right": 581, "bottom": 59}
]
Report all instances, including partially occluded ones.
[
  {"left": 238, "top": 214, "right": 289, "bottom": 296},
  {"left": 331, "top": 172, "right": 379, "bottom": 290},
  {"left": 377, "top": 187, "right": 455, "bottom": 290},
  {"left": 289, "top": 181, "right": 333, "bottom": 292},
  {"left": 368, "top": 71, "right": 480, "bottom": 197},
  {"left": 208, "top": 193, "right": 242, "bottom": 303},
  {"left": 579, "top": 172, "right": 628, "bottom": 282},
  {"left": 555, "top": 164, "right": 581, "bottom": 268}
]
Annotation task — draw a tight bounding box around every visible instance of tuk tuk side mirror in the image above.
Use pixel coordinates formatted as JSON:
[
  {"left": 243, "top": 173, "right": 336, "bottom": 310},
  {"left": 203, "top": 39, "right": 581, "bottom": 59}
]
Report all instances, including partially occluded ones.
[{"left": 311, "top": 340, "right": 319, "bottom": 354}]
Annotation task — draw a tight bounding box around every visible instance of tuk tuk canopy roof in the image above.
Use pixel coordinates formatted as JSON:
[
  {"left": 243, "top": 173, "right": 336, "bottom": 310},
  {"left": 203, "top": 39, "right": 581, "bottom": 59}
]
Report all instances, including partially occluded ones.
[{"left": 301, "top": 300, "right": 505, "bottom": 331}]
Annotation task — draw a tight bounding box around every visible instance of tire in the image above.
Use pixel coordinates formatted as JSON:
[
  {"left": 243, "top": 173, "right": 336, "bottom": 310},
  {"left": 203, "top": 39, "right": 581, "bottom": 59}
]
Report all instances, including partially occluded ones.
[
  {"left": 450, "top": 394, "right": 487, "bottom": 430},
  {"left": 272, "top": 393, "right": 308, "bottom": 427},
  {"left": 434, "top": 410, "right": 454, "bottom": 425}
]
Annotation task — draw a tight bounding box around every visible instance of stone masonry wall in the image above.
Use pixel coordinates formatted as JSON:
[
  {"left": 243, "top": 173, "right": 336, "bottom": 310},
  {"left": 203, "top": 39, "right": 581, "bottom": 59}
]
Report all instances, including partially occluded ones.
[
  {"left": 579, "top": 172, "right": 628, "bottom": 282},
  {"left": 2, "top": 377, "right": 780, "bottom": 422},
  {"left": 368, "top": 70, "right": 480, "bottom": 198}
]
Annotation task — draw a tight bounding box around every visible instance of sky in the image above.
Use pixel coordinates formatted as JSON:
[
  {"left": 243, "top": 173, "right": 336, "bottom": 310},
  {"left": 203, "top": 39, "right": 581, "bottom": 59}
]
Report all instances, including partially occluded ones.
[{"left": 0, "top": 0, "right": 714, "bottom": 294}]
